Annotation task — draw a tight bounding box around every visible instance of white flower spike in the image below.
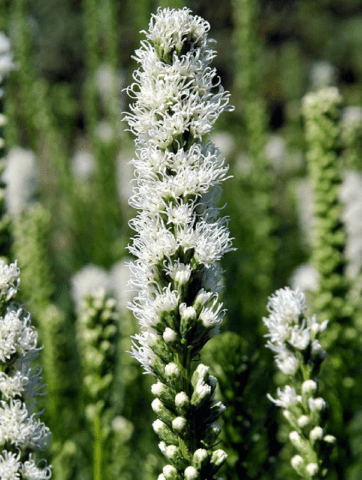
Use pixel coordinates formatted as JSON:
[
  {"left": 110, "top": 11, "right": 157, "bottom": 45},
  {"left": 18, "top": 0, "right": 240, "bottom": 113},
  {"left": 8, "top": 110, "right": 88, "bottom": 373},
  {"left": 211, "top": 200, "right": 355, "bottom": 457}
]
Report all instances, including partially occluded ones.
[{"left": 124, "top": 7, "right": 232, "bottom": 478}]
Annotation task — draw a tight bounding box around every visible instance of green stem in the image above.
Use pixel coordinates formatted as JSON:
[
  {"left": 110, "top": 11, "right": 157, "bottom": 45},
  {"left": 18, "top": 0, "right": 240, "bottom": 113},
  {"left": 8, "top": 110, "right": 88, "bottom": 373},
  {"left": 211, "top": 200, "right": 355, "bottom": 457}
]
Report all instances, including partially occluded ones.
[{"left": 93, "top": 413, "right": 103, "bottom": 480}]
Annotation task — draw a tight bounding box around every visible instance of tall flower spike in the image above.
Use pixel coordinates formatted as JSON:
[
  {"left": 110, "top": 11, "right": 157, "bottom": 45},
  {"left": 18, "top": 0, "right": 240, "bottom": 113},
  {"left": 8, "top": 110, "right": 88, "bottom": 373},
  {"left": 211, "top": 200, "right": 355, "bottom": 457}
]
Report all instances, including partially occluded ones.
[
  {"left": 0, "top": 258, "right": 52, "bottom": 479},
  {"left": 124, "top": 7, "right": 233, "bottom": 479},
  {"left": 301, "top": 87, "right": 351, "bottom": 346},
  {"left": 263, "top": 287, "right": 335, "bottom": 479}
]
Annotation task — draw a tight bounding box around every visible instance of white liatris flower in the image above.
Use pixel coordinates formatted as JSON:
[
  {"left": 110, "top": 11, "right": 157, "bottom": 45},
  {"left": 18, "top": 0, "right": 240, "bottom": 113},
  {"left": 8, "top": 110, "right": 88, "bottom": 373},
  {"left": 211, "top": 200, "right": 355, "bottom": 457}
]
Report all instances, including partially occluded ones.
[
  {"left": 124, "top": 7, "right": 232, "bottom": 479},
  {"left": 0, "top": 258, "right": 52, "bottom": 479},
  {"left": 264, "top": 287, "right": 334, "bottom": 478},
  {"left": 0, "top": 259, "right": 20, "bottom": 303}
]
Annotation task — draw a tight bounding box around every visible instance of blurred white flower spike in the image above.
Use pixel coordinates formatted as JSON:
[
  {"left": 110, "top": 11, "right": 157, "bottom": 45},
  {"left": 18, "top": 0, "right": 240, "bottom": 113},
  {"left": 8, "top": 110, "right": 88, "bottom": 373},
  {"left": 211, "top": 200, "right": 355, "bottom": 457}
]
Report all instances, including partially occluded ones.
[
  {"left": 124, "top": 7, "right": 233, "bottom": 478},
  {"left": 0, "top": 258, "right": 52, "bottom": 479},
  {"left": 0, "top": 32, "right": 14, "bottom": 81}
]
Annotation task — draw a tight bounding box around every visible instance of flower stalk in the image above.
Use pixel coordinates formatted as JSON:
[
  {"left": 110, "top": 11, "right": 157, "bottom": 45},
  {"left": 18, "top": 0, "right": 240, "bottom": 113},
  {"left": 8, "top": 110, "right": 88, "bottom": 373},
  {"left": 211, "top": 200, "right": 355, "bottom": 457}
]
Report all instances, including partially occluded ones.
[
  {"left": 301, "top": 87, "right": 351, "bottom": 346},
  {"left": 263, "top": 287, "right": 335, "bottom": 479},
  {"left": 124, "top": 7, "right": 233, "bottom": 479}
]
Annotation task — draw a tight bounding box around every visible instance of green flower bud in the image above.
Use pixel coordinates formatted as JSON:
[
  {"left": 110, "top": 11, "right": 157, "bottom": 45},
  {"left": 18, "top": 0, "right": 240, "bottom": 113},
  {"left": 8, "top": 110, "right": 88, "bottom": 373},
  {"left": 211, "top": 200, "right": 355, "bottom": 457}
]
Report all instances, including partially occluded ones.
[
  {"left": 175, "top": 391, "right": 190, "bottom": 415},
  {"left": 153, "top": 419, "right": 179, "bottom": 444},
  {"left": 152, "top": 398, "right": 175, "bottom": 426},
  {"left": 192, "top": 449, "right": 209, "bottom": 470},
  {"left": 210, "top": 449, "right": 227, "bottom": 474},
  {"left": 163, "top": 464, "right": 181, "bottom": 480}
]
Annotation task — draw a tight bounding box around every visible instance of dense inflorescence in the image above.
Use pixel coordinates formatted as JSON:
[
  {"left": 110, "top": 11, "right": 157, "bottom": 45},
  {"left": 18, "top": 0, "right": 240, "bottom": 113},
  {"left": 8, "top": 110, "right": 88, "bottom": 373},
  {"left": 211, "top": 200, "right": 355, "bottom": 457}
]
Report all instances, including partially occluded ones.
[{"left": 124, "top": 7, "right": 234, "bottom": 479}]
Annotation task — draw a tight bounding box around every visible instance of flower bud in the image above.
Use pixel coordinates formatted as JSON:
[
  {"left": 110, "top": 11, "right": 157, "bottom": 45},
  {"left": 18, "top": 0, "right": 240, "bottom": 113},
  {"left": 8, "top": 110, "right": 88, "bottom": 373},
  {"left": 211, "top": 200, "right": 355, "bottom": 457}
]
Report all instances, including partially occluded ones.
[
  {"left": 180, "top": 304, "right": 197, "bottom": 338},
  {"left": 163, "top": 328, "right": 177, "bottom": 343},
  {"left": 184, "top": 466, "right": 199, "bottom": 480},
  {"left": 152, "top": 382, "right": 166, "bottom": 396},
  {"left": 191, "top": 364, "right": 209, "bottom": 387},
  {"left": 165, "top": 362, "right": 180, "bottom": 379},
  {"left": 210, "top": 449, "right": 227, "bottom": 473},
  {"left": 297, "top": 415, "right": 310, "bottom": 427},
  {"left": 302, "top": 380, "right": 317, "bottom": 395},
  {"left": 151, "top": 381, "right": 175, "bottom": 405},
  {"left": 308, "top": 397, "right": 326, "bottom": 411},
  {"left": 204, "top": 422, "right": 221, "bottom": 446},
  {"left": 153, "top": 419, "right": 179, "bottom": 444},
  {"left": 291, "top": 455, "right": 304, "bottom": 474},
  {"left": 163, "top": 464, "right": 180, "bottom": 480},
  {"left": 191, "top": 381, "right": 212, "bottom": 406},
  {"left": 306, "top": 463, "right": 319, "bottom": 476},
  {"left": 172, "top": 416, "right": 187, "bottom": 432},
  {"left": 175, "top": 392, "right": 190, "bottom": 414},
  {"left": 151, "top": 398, "right": 174, "bottom": 425},
  {"left": 289, "top": 431, "right": 302, "bottom": 448},
  {"left": 192, "top": 449, "right": 209, "bottom": 470},
  {"left": 323, "top": 434, "right": 336, "bottom": 444},
  {"left": 310, "top": 426, "right": 323, "bottom": 442}
]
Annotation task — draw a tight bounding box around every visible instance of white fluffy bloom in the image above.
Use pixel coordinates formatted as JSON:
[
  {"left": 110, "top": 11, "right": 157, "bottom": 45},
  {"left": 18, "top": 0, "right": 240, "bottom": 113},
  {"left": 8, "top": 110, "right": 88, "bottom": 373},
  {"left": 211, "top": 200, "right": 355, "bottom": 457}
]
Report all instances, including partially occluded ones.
[
  {"left": 263, "top": 287, "right": 306, "bottom": 346},
  {"left": 264, "top": 288, "right": 326, "bottom": 374},
  {"left": 0, "top": 400, "right": 51, "bottom": 450},
  {"left": 0, "top": 449, "right": 21, "bottom": 480},
  {"left": 2, "top": 148, "right": 39, "bottom": 216},
  {"left": 267, "top": 385, "right": 301, "bottom": 408},
  {"left": 21, "top": 455, "right": 52, "bottom": 479},
  {"left": 0, "top": 306, "right": 38, "bottom": 362},
  {"left": 0, "top": 260, "right": 52, "bottom": 477},
  {"left": 0, "top": 259, "right": 20, "bottom": 303}
]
